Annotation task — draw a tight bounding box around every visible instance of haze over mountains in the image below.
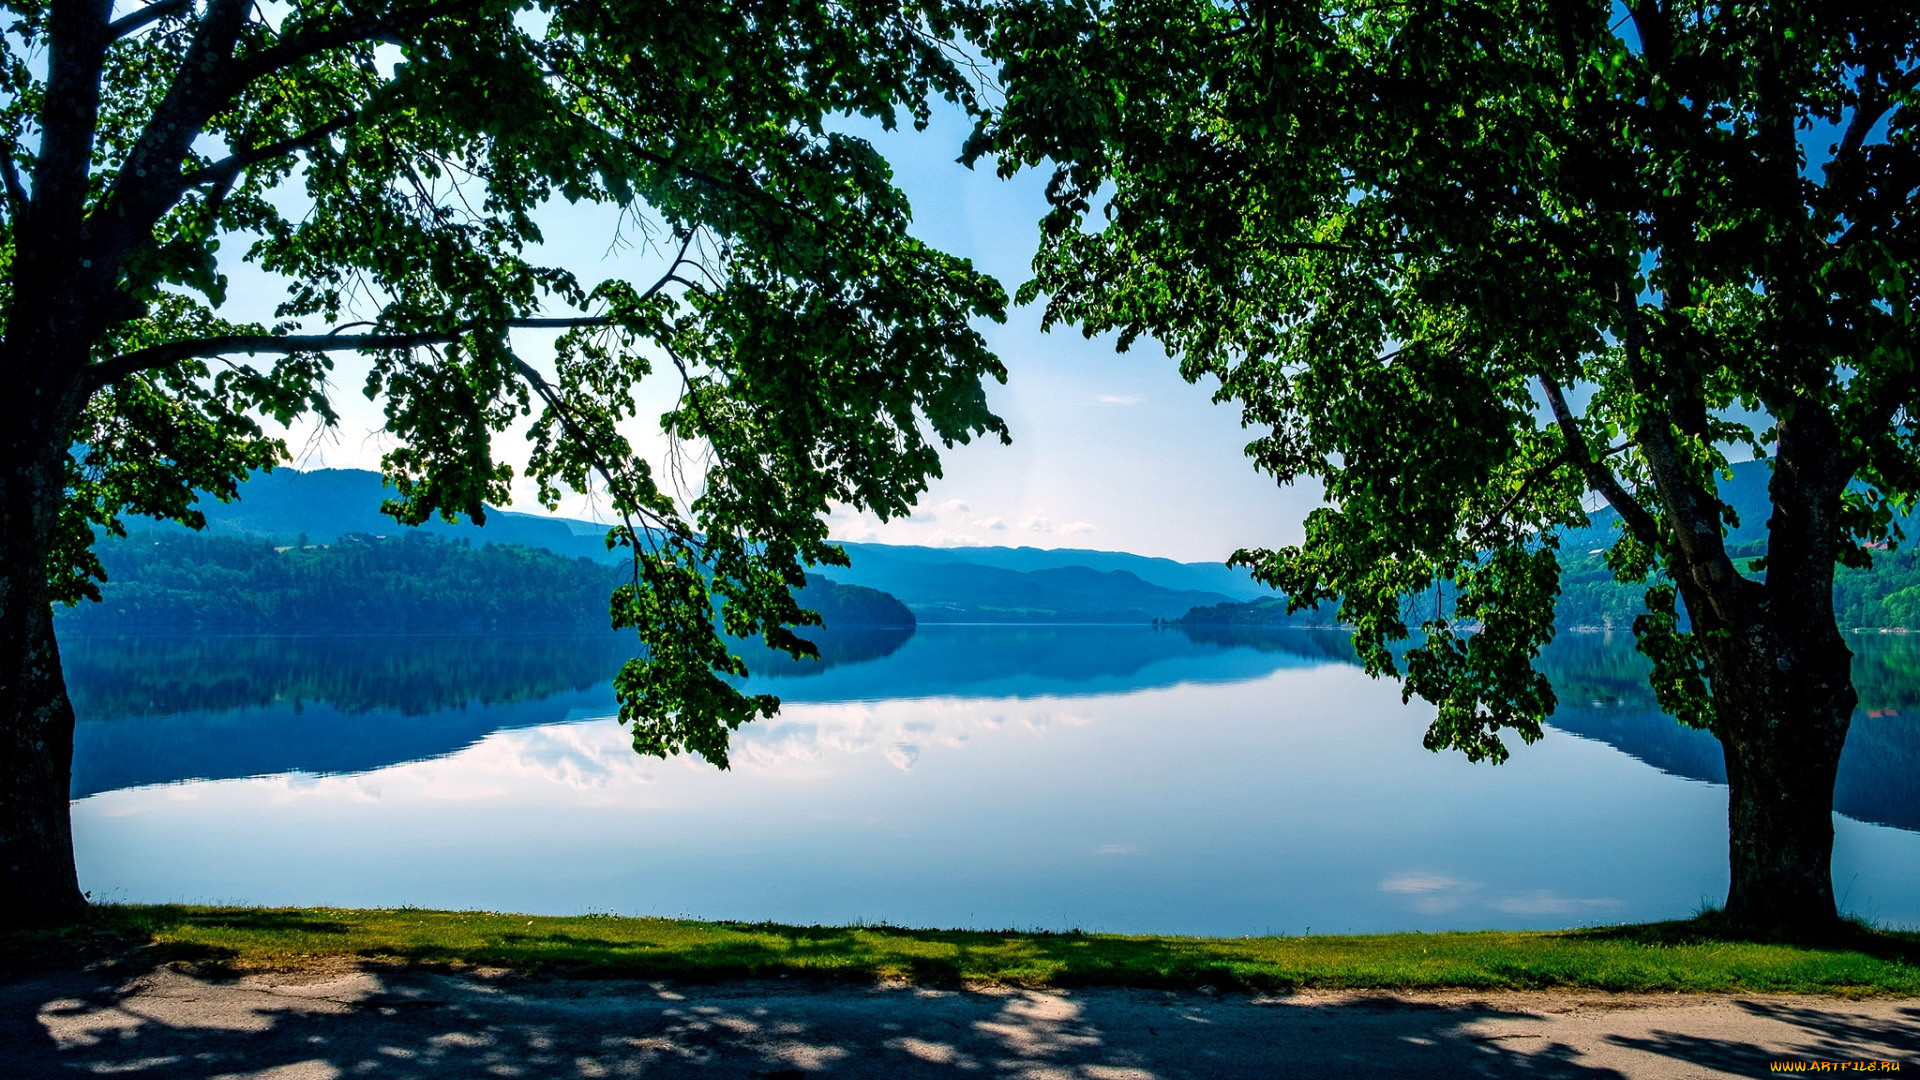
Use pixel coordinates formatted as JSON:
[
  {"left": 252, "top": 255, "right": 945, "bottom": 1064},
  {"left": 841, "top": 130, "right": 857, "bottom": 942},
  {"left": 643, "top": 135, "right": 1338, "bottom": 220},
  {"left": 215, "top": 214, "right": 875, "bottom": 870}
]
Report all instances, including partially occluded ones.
[
  {"left": 93, "top": 459, "right": 1920, "bottom": 631},
  {"left": 1564, "top": 457, "right": 1920, "bottom": 553},
  {"left": 112, "top": 467, "right": 1278, "bottom": 625}
]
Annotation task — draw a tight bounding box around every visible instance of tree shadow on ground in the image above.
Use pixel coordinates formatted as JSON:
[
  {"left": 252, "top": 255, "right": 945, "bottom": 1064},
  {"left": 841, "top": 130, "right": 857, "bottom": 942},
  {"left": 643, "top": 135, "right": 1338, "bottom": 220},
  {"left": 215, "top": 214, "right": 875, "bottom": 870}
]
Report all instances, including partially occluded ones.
[
  {"left": 1603, "top": 1001, "right": 1920, "bottom": 1074},
  {"left": 3, "top": 959, "right": 1908, "bottom": 1080}
]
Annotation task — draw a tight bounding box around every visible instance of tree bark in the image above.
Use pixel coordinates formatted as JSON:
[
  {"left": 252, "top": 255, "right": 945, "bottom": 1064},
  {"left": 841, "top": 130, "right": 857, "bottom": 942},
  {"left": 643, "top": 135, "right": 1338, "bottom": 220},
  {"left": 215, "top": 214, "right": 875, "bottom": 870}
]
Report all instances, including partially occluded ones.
[
  {"left": 1698, "top": 413, "right": 1856, "bottom": 934},
  {"left": 1719, "top": 697, "right": 1849, "bottom": 932},
  {"left": 1710, "top": 634, "right": 1853, "bottom": 932},
  {"left": 0, "top": 449, "right": 87, "bottom": 923}
]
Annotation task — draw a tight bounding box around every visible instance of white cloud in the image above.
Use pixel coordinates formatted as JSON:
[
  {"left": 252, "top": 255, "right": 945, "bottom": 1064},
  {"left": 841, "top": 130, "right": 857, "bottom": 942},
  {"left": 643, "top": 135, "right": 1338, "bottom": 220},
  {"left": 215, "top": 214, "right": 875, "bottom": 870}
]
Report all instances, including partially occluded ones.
[
  {"left": 1022, "top": 516, "right": 1053, "bottom": 533},
  {"left": 976, "top": 516, "right": 1007, "bottom": 530},
  {"left": 1380, "top": 873, "right": 1471, "bottom": 894},
  {"left": 884, "top": 744, "right": 920, "bottom": 771},
  {"left": 1095, "top": 394, "right": 1145, "bottom": 405},
  {"left": 1058, "top": 521, "right": 1096, "bottom": 535},
  {"left": 937, "top": 498, "right": 972, "bottom": 514}
]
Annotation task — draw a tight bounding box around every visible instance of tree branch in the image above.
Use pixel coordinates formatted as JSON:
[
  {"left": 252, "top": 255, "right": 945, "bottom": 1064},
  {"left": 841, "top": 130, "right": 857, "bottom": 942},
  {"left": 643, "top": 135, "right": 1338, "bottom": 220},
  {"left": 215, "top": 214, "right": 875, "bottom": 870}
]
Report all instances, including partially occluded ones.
[
  {"left": 223, "top": 0, "right": 489, "bottom": 88},
  {"left": 1611, "top": 295, "right": 1753, "bottom": 623},
  {"left": 1838, "top": 65, "right": 1920, "bottom": 168},
  {"left": 1538, "top": 371, "right": 1662, "bottom": 549},
  {"left": 106, "top": 0, "right": 193, "bottom": 40},
  {"left": 27, "top": 0, "right": 113, "bottom": 243},
  {"left": 87, "top": 0, "right": 482, "bottom": 274},
  {"left": 0, "top": 146, "right": 27, "bottom": 220},
  {"left": 87, "top": 316, "right": 621, "bottom": 391},
  {"left": 503, "top": 347, "right": 674, "bottom": 556},
  {"left": 175, "top": 113, "right": 357, "bottom": 193},
  {"left": 83, "top": 0, "right": 252, "bottom": 273},
  {"left": 1464, "top": 442, "right": 1632, "bottom": 553}
]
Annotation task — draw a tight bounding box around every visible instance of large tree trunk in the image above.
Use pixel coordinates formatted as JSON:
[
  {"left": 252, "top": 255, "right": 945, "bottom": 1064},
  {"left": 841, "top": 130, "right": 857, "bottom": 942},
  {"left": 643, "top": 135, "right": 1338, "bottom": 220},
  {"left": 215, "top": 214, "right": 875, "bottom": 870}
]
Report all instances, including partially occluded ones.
[
  {"left": 1715, "top": 660, "right": 1851, "bottom": 932},
  {"left": 0, "top": 451, "right": 87, "bottom": 923},
  {"left": 1700, "top": 417, "right": 1856, "bottom": 935}
]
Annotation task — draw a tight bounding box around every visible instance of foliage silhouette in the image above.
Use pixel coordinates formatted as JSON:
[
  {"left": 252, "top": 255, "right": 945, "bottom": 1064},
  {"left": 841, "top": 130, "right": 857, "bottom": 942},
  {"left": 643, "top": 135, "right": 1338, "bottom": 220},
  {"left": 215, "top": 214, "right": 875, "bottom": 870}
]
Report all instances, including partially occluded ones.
[
  {"left": 976, "top": 0, "right": 1920, "bottom": 932},
  {"left": 1, "top": 0, "right": 1006, "bottom": 919}
]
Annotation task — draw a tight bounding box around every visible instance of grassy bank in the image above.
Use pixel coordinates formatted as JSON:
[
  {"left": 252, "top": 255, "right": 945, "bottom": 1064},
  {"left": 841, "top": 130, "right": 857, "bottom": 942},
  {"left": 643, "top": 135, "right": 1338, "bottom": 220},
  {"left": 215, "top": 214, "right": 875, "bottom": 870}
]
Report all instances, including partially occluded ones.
[{"left": 5, "top": 906, "right": 1919, "bottom": 995}]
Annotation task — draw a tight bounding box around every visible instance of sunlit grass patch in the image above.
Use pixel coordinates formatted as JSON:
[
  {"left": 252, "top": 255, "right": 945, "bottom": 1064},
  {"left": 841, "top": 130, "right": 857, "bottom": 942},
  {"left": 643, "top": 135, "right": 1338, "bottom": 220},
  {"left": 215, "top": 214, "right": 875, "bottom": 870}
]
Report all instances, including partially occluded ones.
[{"left": 5, "top": 905, "right": 1917, "bottom": 995}]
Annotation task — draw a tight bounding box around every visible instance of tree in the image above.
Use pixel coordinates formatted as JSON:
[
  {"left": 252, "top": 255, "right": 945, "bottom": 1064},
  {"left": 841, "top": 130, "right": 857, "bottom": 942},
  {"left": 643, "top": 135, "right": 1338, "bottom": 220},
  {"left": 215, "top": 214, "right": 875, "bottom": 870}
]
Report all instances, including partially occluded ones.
[
  {"left": 1, "top": 0, "right": 1008, "bottom": 921},
  {"left": 975, "top": 0, "right": 1919, "bottom": 932}
]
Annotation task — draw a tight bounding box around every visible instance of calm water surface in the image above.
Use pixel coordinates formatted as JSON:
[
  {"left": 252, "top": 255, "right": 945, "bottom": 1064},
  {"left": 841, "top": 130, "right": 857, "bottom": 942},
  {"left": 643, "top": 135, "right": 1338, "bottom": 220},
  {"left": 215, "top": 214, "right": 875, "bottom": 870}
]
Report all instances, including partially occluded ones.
[{"left": 63, "top": 625, "right": 1920, "bottom": 934}]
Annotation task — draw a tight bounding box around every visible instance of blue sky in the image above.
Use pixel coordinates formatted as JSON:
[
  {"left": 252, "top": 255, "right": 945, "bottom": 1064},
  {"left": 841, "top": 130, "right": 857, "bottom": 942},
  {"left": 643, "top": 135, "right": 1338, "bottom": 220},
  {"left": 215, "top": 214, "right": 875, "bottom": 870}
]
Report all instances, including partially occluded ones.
[{"left": 255, "top": 101, "right": 1322, "bottom": 564}]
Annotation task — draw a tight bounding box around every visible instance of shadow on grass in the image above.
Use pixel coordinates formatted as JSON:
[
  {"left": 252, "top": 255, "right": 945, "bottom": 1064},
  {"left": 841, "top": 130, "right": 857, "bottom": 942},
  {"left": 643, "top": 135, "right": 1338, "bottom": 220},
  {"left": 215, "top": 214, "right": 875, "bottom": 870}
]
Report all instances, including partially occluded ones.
[
  {"left": 304, "top": 921, "right": 1308, "bottom": 993},
  {"left": 1562, "top": 911, "right": 1920, "bottom": 967},
  {"left": 0, "top": 906, "right": 350, "bottom": 979},
  {"left": 12, "top": 906, "right": 1920, "bottom": 996},
  {"left": 7, "top": 909, "right": 1919, "bottom": 1078}
]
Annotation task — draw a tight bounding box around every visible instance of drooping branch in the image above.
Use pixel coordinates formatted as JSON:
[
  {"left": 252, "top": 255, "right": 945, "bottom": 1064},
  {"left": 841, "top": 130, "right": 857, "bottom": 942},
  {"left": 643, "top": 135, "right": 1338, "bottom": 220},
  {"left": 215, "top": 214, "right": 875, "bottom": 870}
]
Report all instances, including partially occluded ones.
[
  {"left": 1538, "top": 371, "right": 1661, "bottom": 550},
  {"left": 1465, "top": 441, "right": 1632, "bottom": 554},
  {"left": 87, "top": 316, "right": 621, "bottom": 391},
  {"left": 502, "top": 347, "right": 675, "bottom": 559}
]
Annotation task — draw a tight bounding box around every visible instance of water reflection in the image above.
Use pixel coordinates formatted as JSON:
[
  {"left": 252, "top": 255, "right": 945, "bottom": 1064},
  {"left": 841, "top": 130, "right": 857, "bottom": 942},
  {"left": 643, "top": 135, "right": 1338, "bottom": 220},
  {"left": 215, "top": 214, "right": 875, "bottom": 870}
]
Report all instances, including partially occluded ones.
[
  {"left": 66, "top": 626, "right": 1920, "bottom": 835},
  {"left": 64, "top": 624, "right": 1920, "bottom": 932},
  {"left": 63, "top": 630, "right": 902, "bottom": 796},
  {"left": 1535, "top": 633, "right": 1920, "bottom": 834},
  {"left": 64, "top": 625, "right": 1345, "bottom": 795}
]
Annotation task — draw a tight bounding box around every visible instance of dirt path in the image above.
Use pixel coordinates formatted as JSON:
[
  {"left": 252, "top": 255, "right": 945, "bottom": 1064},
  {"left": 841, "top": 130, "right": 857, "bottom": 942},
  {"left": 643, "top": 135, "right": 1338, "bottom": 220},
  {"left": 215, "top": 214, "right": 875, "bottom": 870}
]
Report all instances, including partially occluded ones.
[{"left": 2, "top": 966, "right": 1914, "bottom": 1078}]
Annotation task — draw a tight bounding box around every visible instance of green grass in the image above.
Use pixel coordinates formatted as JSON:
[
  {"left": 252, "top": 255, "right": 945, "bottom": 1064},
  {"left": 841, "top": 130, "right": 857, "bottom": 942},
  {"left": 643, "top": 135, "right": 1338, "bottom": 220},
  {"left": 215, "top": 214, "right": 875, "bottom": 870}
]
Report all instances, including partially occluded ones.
[{"left": 6, "top": 905, "right": 1919, "bottom": 995}]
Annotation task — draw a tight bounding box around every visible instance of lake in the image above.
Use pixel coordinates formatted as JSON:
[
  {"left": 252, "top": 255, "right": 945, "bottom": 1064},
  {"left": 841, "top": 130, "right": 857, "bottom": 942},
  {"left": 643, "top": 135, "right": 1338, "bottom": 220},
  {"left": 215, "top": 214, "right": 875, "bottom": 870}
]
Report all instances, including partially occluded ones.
[{"left": 62, "top": 625, "right": 1920, "bottom": 935}]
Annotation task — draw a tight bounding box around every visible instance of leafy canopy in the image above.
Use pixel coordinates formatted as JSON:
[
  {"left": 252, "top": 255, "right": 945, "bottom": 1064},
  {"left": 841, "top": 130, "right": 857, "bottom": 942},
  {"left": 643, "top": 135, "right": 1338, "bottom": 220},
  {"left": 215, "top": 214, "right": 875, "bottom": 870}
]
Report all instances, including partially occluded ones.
[
  {"left": 974, "top": 0, "right": 1920, "bottom": 758},
  {"left": 7, "top": 0, "right": 1008, "bottom": 765}
]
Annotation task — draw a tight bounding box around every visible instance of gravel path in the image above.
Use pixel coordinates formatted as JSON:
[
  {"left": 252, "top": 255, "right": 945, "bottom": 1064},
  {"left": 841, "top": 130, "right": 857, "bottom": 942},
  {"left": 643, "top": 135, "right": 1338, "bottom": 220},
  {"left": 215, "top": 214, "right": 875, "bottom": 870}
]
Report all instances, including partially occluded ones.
[{"left": 2, "top": 966, "right": 1915, "bottom": 1078}]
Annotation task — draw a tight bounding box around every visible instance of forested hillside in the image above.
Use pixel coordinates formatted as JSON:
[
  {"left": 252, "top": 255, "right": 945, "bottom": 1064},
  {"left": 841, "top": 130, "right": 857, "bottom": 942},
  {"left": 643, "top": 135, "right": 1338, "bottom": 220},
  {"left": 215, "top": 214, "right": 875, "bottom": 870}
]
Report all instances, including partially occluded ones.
[
  {"left": 1557, "top": 544, "right": 1920, "bottom": 632},
  {"left": 139, "top": 466, "right": 1274, "bottom": 621},
  {"left": 58, "top": 532, "right": 913, "bottom": 634}
]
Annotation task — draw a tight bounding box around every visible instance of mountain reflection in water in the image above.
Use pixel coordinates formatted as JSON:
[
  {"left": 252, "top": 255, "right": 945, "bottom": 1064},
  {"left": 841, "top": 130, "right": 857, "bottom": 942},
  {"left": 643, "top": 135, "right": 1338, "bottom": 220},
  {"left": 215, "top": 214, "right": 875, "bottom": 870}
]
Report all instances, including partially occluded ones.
[{"left": 64, "top": 624, "right": 1920, "bottom": 837}]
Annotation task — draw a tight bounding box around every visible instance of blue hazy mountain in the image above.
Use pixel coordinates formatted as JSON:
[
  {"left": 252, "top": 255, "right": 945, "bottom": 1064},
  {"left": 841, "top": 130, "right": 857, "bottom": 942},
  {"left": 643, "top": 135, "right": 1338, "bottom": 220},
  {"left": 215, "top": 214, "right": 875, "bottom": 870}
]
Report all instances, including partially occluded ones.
[
  {"left": 830, "top": 540, "right": 1271, "bottom": 600},
  {"left": 128, "top": 466, "right": 1267, "bottom": 623},
  {"left": 818, "top": 557, "right": 1239, "bottom": 622},
  {"left": 162, "top": 466, "right": 619, "bottom": 563},
  {"left": 1563, "top": 456, "right": 1920, "bottom": 553},
  {"left": 1173, "top": 457, "right": 1920, "bottom": 629}
]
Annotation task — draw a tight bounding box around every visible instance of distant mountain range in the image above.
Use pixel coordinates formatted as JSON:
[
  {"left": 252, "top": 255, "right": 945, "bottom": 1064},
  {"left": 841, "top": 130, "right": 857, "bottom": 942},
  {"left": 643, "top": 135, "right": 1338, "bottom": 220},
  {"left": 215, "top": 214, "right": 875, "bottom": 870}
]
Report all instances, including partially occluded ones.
[
  {"left": 1175, "top": 457, "right": 1920, "bottom": 631},
  {"left": 107, "top": 466, "right": 1277, "bottom": 624},
  {"left": 1564, "top": 456, "right": 1920, "bottom": 554}
]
